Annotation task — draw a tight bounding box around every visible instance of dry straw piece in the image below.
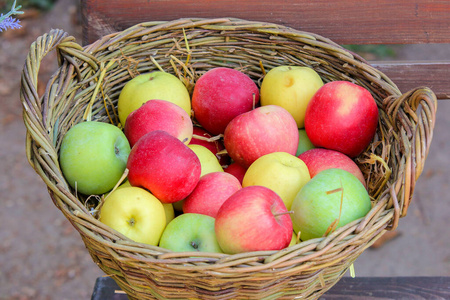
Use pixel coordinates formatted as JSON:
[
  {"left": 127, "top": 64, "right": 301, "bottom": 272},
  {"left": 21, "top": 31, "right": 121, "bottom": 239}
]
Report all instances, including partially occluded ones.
[{"left": 20, "top": 18, "right": 437, "bottom": 299}]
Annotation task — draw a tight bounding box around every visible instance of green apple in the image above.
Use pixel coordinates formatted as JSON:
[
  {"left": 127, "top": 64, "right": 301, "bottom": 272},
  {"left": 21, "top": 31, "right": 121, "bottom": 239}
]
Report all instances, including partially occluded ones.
[
  {"left": 112, "top": 180, "right": 174, "bottom": 226},
  {"left": 159, "top": 213, "right": 223, "bottom": 253},
  {"left": 117, "top": 72, "right": 191, "bottom": 126},
  {"left": 242, "top": 152, "right": 310, "bottom": 210},
  {"left": 99, "top": 187, "right": 166, "bottom": 245},
  {"left": 188, "top": 144, "right": 224, "bottom": 177},
  {"left": 59, "top": 121, "right": 131, "bottom": 195},
  {"left": 296, "top": 129, "right": 315, "bottom": 156},
  {"left": 291, "top": 168, "right": 372, "bottom": 241},
  {"left": 260, "top": 66, "right": 324, "bottom": 128}
]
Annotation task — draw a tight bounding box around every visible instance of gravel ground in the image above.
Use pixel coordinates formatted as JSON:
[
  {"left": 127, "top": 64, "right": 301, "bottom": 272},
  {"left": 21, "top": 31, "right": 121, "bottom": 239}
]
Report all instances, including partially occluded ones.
[{"left": 0, "top": 1, "right": 449, "bottom": 299}]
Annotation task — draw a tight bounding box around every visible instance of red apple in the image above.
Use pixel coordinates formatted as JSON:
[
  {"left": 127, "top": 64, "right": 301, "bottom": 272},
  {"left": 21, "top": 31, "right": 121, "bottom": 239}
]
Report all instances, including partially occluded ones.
[
  {"left": 192, "top": 67, "right": 260, "bottom": 135},
  {"left": 215, "top": 185, "right": 293, "bottom": 254},
  {"left": 298, "top": 148, "right": 367, "bottom": 188},
  {"left": 224, "top": 162, "right": 247, "bottom": 184},
  {"left": 183, "top": 172, "right": 242, "bottom": 218},
  {"left": 124, "top": 99, "right": 193, "bottom": 147},
  {"left": 305, "top": 81, "right": 379, "bottom": 158},
  {"left": 189, "top": 126, "right": 230, "bottom": 166},
  {"left": 224, "top": 105, "right": 299, "bottom": 168},
  {"left": 127, "top": 130, "right": 201, "bottom": 203}
]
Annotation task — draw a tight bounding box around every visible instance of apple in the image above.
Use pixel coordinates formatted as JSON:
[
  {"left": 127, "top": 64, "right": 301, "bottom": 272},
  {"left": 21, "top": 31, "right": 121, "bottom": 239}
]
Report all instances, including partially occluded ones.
[
  {"left": 188, "top": 144, "right": 224, "bottom": 177},
  {"left": 288, "top": 231, "right": 298, "bottom": 247},
  {"left": 59, "top": 121, "right": 131, "bottom": 195},
  {"left": 124, "top": 99, "right": 193, "bottom": 147},
  {"left": 298, "top": 148, "right": 367, "bottom": 188},
  {"left": 127, "top": 130, "right": 201, "bottom": 203},
  {"left": 304, "top": 81, "right": 379, "bottom": 158},
  {"left": 291, "top": 168, "right": 372, "bottom": 241},
  {"left": 183, "top": 172, "right": 242, "bottom": 218},
  {"left": 190, "top": 126, "right": 230, "bottom": 166},
  {"left": 192, "top": 67, "right": 260, "bottom": 135},
  {"left": 215, "top": 186, "right": 293, "bottom": 254},
  {"left": 159, "top": 213, "right": 223, "bottom": 253},
  {"left": 260, "top": 66, "right": 324, "bottom": 128},
  {"left": 296, "top": 129, "right": 315, "bottom": 156},
  {"left": 99, "top": 187, "right": 166, "bottom": 245},
  {"left": 242, "top": 152, "right": 310, "bottom": 210},
  {"left": 224, "top": 105, "right": 299, "bottom": 168},
  {"left": 117, "top": 72, "right": 191, "bottom": 126},
  {"left": 108, "top": 179, "right": 175, "bottom": 225},
  {"left": 224, "top": 162, "right": 247, "bottom": 184}
]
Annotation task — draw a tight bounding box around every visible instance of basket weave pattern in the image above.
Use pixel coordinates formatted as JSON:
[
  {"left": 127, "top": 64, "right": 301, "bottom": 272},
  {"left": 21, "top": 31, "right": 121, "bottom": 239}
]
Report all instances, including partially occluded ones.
[{"left": 20, "top": 18, "right": 437, "bottom": 299}]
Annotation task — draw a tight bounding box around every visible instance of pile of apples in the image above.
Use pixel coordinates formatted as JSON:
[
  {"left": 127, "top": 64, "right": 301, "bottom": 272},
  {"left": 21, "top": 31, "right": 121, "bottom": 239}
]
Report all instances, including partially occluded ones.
[{"left": 59, "top": 65, "right": 379, "bottom": 254}]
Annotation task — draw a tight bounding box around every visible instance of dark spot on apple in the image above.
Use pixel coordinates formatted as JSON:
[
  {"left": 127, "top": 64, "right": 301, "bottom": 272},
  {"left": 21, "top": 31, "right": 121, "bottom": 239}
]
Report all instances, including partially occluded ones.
[
  {"left": 128, "top": 217, "right": 136, "bottom": 227},
  {"left": 190, "top": 241, "right": 199, "bottom": 250},
  {"left": 182, "top": 137, "right": 189, "bottom": 143},
  {"left": 115, "top": 146, "right": 120, "bottom": 155}
]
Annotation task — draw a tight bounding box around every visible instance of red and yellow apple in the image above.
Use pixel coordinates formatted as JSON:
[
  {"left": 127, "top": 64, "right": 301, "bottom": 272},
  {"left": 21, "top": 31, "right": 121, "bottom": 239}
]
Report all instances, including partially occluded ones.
[
  {"left": 215, "top": 186, "right": 293, "bottom": 254},
  {"left": 183, "top": 172, "right": 242, "bottom": 218},
  {"left": 127, "top": 130, "right": 201, "bottom": 203},
  {"left": 224, "top": 105, "right": 299, "bottom": 168},
  {"left": 224, "top": 162, "right": 247, "bottom": 184},
  {"left": 192, "top": 67, "right": 260, "bottom": 135},
  {"left": 305, "top": 81, "right": 379, "bottom": 158},
  {"left": 124, "top": 99, "right": 193, "bottom": 147},
  {"left": 298, "top": 148, "right": 367, "bottom": 188}
]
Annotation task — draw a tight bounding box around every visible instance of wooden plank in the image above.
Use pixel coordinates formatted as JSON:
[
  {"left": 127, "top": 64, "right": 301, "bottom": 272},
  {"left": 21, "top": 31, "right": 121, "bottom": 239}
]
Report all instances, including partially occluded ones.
[
  {"left": 81, "top": 0, "right": 450, "bottom": 45},
  {"left": 374, "top": 61, "right": 450, "bottom": 99},
  {"left": 91, "top": 276, "right": 450, "bottom": 299}
]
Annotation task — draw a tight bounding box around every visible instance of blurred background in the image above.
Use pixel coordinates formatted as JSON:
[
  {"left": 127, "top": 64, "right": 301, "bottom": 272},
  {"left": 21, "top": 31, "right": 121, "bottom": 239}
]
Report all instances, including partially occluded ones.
[{"left": 1, "top": 0, "right": 449, "bottom": 299}]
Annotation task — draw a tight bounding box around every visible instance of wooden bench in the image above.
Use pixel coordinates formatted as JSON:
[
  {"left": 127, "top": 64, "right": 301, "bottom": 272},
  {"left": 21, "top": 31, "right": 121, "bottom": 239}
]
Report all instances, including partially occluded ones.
[
  {"left": 91, "top": 276, "right": 450, "bottom": 299},
  {"left": 80, "top": 0, "right": 450, "bottom": 100}
]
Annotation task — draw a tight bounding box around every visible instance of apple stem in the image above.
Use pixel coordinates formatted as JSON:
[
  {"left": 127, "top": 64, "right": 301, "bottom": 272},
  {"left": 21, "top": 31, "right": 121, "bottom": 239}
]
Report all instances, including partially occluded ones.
[{"left": 273, "top": 210, "right": 294, "bottom": 217}]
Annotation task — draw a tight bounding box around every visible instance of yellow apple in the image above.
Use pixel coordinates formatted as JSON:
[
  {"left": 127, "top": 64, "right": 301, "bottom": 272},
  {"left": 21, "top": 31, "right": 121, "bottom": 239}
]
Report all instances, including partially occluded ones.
[
  {"left": 260, "top": 66, "right": 323, "bottom": 128},
  {"left": 188, "top": 144, "right": 224, "bottom": 177},
  {"left": 288, "top": 231, "right": 298, "bottom": 247},
  {"left": 242, "top": 152, "right": 310, "bottom": 210},
  {"left": 99, "top": 186, "right": 166, "bottom": 245},
  {"left": 118, "top": 72, "right": 191, "bottom": 126},
  {"left": 107, "top": 179, "right": 174, "bottom": 225}
]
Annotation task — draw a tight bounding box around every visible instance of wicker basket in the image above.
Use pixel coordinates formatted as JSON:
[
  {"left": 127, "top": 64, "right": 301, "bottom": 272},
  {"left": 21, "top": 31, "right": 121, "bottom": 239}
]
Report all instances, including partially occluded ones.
[{"left": 20, "top": 18, "right": 437, "bottom": 299}]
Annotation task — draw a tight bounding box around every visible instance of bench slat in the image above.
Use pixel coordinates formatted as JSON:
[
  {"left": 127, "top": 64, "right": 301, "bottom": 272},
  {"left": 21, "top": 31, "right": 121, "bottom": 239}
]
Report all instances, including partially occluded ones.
[
  {"left": 374, "top": 61, "right": 450, "bottom": 99},
  {"left": 91, "top": 276, "right": 450, "bottom": 299},
  {"left": 81, "top": 0, "right": 450, "bottom": 45}
]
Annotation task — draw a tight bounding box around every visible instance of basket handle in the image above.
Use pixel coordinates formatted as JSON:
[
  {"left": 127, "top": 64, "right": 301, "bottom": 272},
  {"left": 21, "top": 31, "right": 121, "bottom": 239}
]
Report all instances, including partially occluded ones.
[
  {"left": 20, "top": 29, "right": 99, "bottom": 194},
  {"left": 20, "top": 29, "right": 98, "bottom": 151},
  {"left": 383, "top": 87, "right": 437, "bottom": 229}
]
